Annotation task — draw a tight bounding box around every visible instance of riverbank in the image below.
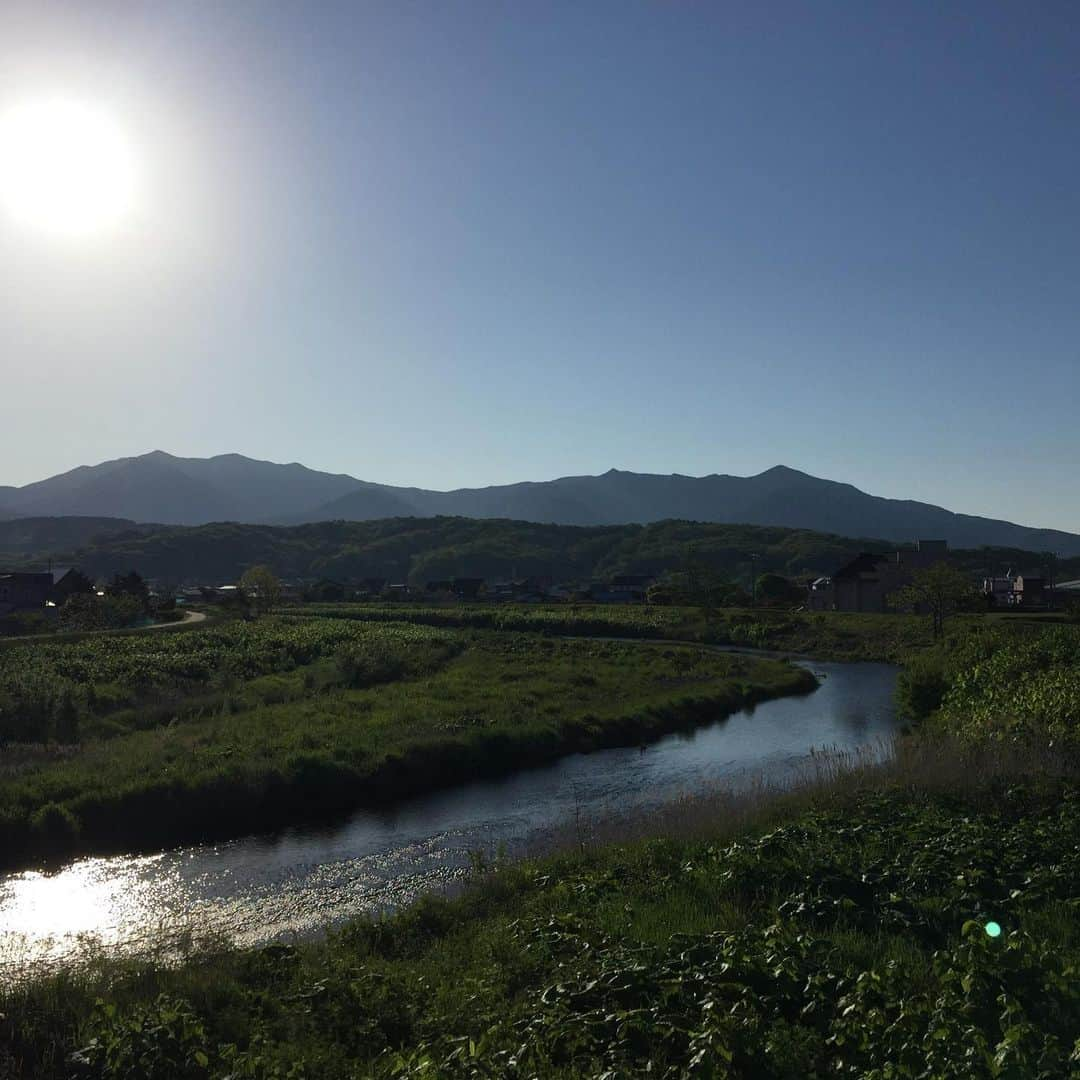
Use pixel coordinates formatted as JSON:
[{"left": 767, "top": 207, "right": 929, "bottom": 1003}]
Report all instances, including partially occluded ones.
[
  {"left": 0, "top": 631, "right": 814, "bottom": 871},
  {"left": 283, "top": 602, "right": 1003, "bottom": 662},
  {"left": 6, "top": 736, "right": 1077, "bottom": 1079}
]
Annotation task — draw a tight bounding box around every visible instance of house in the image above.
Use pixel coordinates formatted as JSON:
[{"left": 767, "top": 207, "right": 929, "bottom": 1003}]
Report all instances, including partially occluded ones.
[
  {"left": 1013, "top": 573, "right": 1046, "bottom": 607},
  {"left": 982, "top": 575, "right": 1017, "bottom": 606},
  {"left": 546, "top": 583, "right": 576, "bottom": 601},
  {"left": 425, "top": 580, "right": 453, "bottom": 595},
  {"left": 981, "top": 570, "right": 1055, "bottom": 608},
  {"left": 451, "top": 577, "right": 485, "bottom": 600},
  {"left": 385, "top": 583, "right": 412, "bottom": 599},
  {"left": 608, "top": 574, "right": 653, "bottom": 602},
  {"left": 809, "top": 540, "right": 951, "bottom": 613},
  {"left": 50, "top": 568, "right": 93, "bottom": 605},
  {"left": 0, "top": 572, "right": 54, "bottom": 616}
]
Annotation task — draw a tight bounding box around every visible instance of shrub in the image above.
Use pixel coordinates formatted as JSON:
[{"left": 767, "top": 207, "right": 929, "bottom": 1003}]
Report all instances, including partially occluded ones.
[
  {"left": 895, "top": 651, "right": 951, "bottom": 720},
  {"left": 29, "top": 802, "right": 81, "bottom": 845},
  {"left": 70, "top": 995, "right": 211, "bottom": 1079},
  {"left": 335, "top": 643, "right": 406, "bottom": 688}
]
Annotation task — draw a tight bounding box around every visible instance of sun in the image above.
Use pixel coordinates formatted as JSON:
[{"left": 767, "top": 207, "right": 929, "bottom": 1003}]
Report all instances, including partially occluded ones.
[{"left": 0, "top": 99, "right": 137, "bottom": 236}]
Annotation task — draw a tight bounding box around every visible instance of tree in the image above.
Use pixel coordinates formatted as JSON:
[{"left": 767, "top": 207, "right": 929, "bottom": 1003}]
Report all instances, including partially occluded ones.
[
  {"left": 889, "top": 562, "right": 976, "bottom": 639},
  {"left": 107, "top": 570, "right": 150, "bottom": 612},
  {"left": 755, "top": 573, "right": 804, "bottom": 608},
  {"left": 239, "top": 565, "right": 281, "bottom": 616},
  {"left": 60, "top": 592, "right": 142, "bottom": 631}
]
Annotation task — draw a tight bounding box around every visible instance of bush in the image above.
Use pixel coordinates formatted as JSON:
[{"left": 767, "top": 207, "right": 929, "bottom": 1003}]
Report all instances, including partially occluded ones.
[
  {"left": 334, "top": 643, "right": 406, "bottom": 688},
  {"left": 71, "top": 996, "right": 211, "bottom": 1079},
  {"left": 30, "top": 802, "right": 81, "bottom": 845},
  {"left": 895, "top": 651, "right": 951, "bottom": 720},
  {"left": 0, "top": 674, "right": 85, "bottom": 744}
]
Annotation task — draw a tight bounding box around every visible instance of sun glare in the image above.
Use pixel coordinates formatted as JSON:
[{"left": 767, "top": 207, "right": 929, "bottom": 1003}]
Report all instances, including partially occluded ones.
[{"left": 0, "top": 99, "right": 137, "bottom": 236}]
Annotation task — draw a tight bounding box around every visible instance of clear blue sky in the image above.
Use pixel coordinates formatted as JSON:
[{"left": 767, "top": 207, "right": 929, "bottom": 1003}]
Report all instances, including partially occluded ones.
[{"left": 2, "top": 1, "right": 1078, "bottom": 529}]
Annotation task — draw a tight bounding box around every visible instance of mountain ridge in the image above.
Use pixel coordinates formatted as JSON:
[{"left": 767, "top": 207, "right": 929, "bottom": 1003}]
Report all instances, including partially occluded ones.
[{"left": 3, "top": 451, "right": 1078, "bottom": 555}]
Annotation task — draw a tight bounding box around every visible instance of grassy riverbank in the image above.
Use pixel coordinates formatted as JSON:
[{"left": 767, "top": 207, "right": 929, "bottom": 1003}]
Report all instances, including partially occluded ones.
[
  {"left": 0, "top": 626, "right": 813, "bottom": 870},
  {"left": 5, "top": 739, "right": 1078, "bottom": 1079},
  {"left": 286, "top": 602, "right": 952, "bottom": 660}
]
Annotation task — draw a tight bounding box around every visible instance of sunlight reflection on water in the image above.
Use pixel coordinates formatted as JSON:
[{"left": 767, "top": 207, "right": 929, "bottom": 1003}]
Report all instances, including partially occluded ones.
[{"left": 1, "top": 660, "right": 899, "bottom": 979}]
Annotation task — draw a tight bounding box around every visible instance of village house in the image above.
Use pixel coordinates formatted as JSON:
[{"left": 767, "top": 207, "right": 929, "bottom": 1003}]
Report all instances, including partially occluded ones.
[
  {"left": 808, "top": 540, "right": 949, "bottom": 613},
  {"left": 451, "top": 577, "right": 485, "bottom": 600},
  {"left": 981, "top": 570, "right": 1050, "bottom": 608},
  {"left": 0, "top": 571, "right": 54, "bottom": 616},
  {"left": 588, "top": 574, "right": 654, "bottom": 604},
  {"left": 608, "top": 574, "right": 654, "bottom": 602}
]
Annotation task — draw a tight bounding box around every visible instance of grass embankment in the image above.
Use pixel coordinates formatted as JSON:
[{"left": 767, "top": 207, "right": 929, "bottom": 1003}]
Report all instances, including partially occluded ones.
[
  {"left": 287, "top": 602, "right": 948, "bottom": 660},
  {"left": 5, "top": 741, "right": 1078, "bottom": 1078},
  {"left": 0, "top": 622, "right": 813, "bottom": 870},
  {"left": 898, "top": 622, "right": 1080, "bottom": 745}
]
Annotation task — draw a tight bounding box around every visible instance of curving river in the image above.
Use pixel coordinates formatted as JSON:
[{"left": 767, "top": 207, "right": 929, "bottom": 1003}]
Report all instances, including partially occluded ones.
[{"left": 0, "top": 659, "right": 899, "bottom": 978}]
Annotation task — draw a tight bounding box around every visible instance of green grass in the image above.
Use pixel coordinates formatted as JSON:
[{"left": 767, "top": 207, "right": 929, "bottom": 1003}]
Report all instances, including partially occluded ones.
[
  {"left": 5, "top": 746, "right": 1078, "bottom": 1079},
  {"left": 286, "top": 602, "right": 967, "bottom": 660},
  {"left": 0, "top": 629, "right": 813, "bottom": 869}
]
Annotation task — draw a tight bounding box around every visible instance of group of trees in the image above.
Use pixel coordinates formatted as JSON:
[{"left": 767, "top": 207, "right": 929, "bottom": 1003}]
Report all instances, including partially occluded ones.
[
  {"left": 58, "top": 570, "right": 154, "bottom": 632},
  {"left": 890, "top": 562, "right": 978, "bottom": 639}
]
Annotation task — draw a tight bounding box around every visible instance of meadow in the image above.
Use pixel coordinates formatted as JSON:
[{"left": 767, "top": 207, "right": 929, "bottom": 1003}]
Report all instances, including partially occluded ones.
[
  {"left": 0, "top": 618, "right": 813, "bottom": 868},
  {"left": 286, "top": 602, "right": 946, "bottom": 660}
]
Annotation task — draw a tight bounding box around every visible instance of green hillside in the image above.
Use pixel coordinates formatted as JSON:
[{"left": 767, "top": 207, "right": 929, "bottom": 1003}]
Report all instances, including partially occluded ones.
[
  {"left": 13, "top": 516, "right": 1078, "bottom": 587},
  {"left": 25, "top": 517, "right": 894, "bottom": 584}
]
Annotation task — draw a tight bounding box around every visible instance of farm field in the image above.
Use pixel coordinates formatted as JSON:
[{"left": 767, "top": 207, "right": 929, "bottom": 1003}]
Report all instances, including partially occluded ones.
[{"left": 0, "top": 616, "right": 813, "bottom": 868}]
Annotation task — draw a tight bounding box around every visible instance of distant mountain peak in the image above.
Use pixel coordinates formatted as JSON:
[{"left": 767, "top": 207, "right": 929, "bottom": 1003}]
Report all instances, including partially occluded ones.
[{"left": 1, "top": 452, "right": 1078, "bottom": 554}]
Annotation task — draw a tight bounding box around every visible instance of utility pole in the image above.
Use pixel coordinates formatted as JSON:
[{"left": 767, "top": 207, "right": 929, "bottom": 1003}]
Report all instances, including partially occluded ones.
[{"left": 750, "top": 553, "right": 760, "bottom": 607}]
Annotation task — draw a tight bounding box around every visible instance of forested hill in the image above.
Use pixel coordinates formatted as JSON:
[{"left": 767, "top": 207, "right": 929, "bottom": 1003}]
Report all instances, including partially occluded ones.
[
  {"left": 0, "top": 516, "right": 155, "bottom": 560},
  {"left": 22, "top": 516, "right": 1076, "bottom": 587}
]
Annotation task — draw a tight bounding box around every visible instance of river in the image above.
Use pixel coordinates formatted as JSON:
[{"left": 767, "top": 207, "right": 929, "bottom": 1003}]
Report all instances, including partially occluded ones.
[{"left": 0, "top": 659, "right": 899, "bottom": 978}]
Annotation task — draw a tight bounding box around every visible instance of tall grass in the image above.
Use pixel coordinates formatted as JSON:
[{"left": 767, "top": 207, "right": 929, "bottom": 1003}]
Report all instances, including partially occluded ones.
[{"left": 0, "top": 634, "right": 812, "bottom": 869}]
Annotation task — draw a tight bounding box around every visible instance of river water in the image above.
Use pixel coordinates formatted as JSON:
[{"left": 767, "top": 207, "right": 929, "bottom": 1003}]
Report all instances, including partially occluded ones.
[{"left": 0, "top": 659, "right": 899, "bottom": 978}]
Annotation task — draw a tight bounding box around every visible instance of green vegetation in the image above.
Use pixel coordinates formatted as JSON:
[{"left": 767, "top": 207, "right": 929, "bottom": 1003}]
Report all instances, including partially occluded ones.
[
  {"left": 928, "top": 626, "right": 1080, "bottom": 747},
  {"left": 890, "top": 561, "right": 979, "bottom": 639},
  {"left": 6, "top": 602, "right": 1080, "bottom": 1077},
  {"left": 290, "top": 602, "right": 944, "bottom": 661},
  {"left": 0, "top": 619, "right": 811, "bottom": 868},
  {"left": 5, "top": 747, "right": 1078, "bottom": 1078},
  {"left": 23, "top": 514, "right": 1077, "bottom": 591},
  {"left": 0, "top": 616, "right": 457, "bottom": 745}
]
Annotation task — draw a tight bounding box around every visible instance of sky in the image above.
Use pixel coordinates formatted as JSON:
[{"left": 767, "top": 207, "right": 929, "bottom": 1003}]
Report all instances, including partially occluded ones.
[{"left": 1, "top": 1, "right": 1079, "bottom": 530}]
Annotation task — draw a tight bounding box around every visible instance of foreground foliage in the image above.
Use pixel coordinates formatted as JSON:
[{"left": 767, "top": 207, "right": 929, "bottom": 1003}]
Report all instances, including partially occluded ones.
[
  {"left": 4, "top": 771, "right": 1079, "bottom": 1078},
  {"left": 937, "top": 626, "right": 1080, "bottom": 746}
]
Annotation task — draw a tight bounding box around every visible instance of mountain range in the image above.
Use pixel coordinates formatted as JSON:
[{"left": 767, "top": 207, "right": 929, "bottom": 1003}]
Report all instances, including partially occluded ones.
[{"left": 2, "top": 450, "right": 1078, "bottom": 556}]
